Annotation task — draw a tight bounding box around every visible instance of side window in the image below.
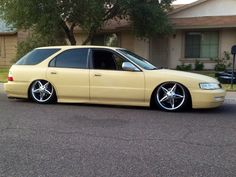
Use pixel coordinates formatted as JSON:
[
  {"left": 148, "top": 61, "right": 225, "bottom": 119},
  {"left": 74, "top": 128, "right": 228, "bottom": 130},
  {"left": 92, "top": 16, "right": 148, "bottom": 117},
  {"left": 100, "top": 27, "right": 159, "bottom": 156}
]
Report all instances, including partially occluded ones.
[
  {"left": 113, "top": 54, "right": 125, "bottom": 70},
  {"left": 50, "top": 48, "right": 88, "bottom": 69},
  {"left": 16, "top": 48, "right": 61, "bottom": 65},
  {"left": 92, "top": 50, "right": 126, "bottom": 71}
]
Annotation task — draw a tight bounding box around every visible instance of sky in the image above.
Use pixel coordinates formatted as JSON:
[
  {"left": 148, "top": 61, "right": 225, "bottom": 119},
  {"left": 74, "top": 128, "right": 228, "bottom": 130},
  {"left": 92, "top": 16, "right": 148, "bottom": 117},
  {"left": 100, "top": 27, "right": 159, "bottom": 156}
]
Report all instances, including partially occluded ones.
[{"left": 173, "top": 0, "right": 198, "bottom": 4}]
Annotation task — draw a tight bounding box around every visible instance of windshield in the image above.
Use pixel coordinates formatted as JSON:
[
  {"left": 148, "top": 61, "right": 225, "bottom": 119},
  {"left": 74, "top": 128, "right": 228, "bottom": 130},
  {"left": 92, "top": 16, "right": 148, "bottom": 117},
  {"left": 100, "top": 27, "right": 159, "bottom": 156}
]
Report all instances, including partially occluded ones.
[{"left": 117, "top": 49, "right": 157, "bottom": 70}]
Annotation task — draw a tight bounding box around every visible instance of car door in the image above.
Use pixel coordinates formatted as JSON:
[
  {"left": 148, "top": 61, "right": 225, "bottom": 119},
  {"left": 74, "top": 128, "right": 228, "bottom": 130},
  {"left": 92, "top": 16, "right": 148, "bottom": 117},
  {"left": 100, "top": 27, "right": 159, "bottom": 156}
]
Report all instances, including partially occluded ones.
[
  {"left": 46, "top": 48, "right": 90, "bottom": 101},
  {"left": 89, "top": 49, "right": 145, "bottom": 104}
]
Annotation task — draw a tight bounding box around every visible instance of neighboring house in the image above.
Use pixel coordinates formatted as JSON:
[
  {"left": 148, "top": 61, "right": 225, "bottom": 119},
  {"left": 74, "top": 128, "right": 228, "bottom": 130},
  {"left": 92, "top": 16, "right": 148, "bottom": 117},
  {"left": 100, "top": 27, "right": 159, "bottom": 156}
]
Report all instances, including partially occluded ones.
[
  {"left": 76, "top": 0, "right": 236, "bottom": 69},
  {"left": 0, "top": 19, "right": 29, "bottom": 68},
  {"left": 168, "top": 0, "right": 236, "bottom": 69},
  {"left": 0, "top": 19, "right": 17, "bottom": 68}
]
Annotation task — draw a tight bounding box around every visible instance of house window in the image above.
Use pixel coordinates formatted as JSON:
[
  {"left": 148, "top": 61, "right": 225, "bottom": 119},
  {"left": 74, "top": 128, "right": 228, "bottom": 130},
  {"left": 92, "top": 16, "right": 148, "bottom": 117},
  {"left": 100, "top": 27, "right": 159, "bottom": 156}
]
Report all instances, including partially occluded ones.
[
  {"left": 185, "top": 32, "right": 219, "bottom": 58},
  {"left": 92, "top": 33, "right": 119, "bottom": 47}
]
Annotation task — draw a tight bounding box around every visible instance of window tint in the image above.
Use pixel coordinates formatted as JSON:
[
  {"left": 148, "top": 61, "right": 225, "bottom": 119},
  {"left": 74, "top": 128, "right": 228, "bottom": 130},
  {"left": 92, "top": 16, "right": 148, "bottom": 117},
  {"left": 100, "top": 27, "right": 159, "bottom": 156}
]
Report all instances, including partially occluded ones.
[
  {"left": 113, "top": 54, "right": 125, "bottom": 70},
  {"left": 50, "top": 49, "right": 88, "bottom": 69},
  {"left": 16, "top": 49, "right": 60, "bottom": 65},
  {"left": 92, "top": 50, "right": 126, "bottom": 70}
]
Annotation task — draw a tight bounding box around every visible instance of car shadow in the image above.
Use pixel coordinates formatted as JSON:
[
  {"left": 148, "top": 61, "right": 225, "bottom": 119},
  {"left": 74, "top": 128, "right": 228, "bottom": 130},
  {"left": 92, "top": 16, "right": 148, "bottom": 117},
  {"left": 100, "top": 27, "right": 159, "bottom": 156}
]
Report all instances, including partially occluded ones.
[{"left": 7, "top": 98, "right": 236, "bottom": 115}]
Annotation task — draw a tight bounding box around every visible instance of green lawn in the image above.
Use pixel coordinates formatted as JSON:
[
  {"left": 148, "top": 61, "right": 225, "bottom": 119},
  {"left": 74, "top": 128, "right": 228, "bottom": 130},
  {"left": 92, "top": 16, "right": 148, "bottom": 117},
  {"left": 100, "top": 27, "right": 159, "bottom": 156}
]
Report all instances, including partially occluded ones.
[{"left": 0, "top": 68, "right": 9, "bottom": 83}]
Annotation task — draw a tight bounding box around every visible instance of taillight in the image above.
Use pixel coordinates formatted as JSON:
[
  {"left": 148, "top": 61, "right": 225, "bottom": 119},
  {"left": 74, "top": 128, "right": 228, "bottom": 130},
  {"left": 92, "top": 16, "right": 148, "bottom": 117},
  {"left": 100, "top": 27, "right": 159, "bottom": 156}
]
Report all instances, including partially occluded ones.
[{"left": 8, "top": 71, "right": 14, "bottom": 81}]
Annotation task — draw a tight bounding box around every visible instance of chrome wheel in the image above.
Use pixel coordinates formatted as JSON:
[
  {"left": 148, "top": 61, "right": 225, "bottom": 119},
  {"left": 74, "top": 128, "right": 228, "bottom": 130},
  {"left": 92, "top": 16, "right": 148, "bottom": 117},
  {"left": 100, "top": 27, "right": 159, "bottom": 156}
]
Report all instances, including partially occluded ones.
[
  {"left": 156, "top": 82, "right": 186, "bottom": 111},
  {"left": 31, "top": 80, "right": 54, "bottom": 103}
]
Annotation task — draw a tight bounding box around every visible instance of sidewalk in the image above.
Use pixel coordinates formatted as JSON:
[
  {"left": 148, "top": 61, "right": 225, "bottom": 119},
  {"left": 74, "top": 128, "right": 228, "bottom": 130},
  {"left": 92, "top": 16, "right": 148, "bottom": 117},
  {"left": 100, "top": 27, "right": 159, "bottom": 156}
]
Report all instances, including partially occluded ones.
[
  {"left": 0, "top": 83, "right": 236, "bottom": 103},
  {"left": 225, "top": 92, "right": 236, "bottom": 104}
]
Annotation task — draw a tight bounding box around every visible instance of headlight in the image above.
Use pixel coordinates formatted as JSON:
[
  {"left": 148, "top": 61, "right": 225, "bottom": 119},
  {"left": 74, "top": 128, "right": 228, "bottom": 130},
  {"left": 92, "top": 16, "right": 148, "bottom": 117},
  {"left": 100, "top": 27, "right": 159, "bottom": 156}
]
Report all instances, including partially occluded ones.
[{"left": 199, "top": 83, "right": 221, "bottom": 90}]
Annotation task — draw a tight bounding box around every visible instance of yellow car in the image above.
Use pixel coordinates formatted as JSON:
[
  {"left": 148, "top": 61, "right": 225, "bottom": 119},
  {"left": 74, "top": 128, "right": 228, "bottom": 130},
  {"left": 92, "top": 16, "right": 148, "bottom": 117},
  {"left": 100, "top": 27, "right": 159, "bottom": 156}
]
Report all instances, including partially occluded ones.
[{"left": 4, "top": 46, "right": 226, "bottom": 111}]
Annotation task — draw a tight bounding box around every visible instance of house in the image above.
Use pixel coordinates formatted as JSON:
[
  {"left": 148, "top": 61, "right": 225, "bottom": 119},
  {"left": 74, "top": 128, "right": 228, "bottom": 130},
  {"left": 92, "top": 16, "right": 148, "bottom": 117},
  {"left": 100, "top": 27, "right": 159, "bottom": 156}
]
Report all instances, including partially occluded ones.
[
  {"left": 75, "top": 0, "right": 236, "bottom": 70},
  {"left": 168, "top": 0, "right": 236, "bottom": 69},
  {"left": 0, "top": 19, "right": 18, "bottom": 68},
  {"left": 0, "top": 19, "right": 29, "bottom": 68}
]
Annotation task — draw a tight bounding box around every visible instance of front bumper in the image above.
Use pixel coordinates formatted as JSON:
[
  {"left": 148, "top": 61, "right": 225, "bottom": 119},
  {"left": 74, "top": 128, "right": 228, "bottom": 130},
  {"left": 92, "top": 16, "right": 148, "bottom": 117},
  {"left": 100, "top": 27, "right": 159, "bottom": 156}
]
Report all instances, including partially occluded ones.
[{"left": 191, "top": 89, "right": 226, "bottom": 109}]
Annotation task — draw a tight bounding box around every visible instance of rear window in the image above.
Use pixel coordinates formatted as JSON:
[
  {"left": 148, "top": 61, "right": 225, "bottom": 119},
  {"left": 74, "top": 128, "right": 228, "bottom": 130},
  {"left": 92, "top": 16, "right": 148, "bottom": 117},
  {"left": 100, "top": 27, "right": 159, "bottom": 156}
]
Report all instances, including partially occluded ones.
[{"left": 16, "top": 48, "right": 61, "bottom": 65}]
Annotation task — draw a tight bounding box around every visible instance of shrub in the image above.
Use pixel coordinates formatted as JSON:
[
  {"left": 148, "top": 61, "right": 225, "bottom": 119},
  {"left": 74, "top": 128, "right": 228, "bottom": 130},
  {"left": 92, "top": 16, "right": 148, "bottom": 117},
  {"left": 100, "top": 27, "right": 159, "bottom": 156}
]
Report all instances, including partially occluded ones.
[
  {"left": 194, "top": 60, "right": 204, "bottom": 71},
  {"left": 176, "top": 63, "right": 192, "bottom": 71},
  {"left": 211, "top": 51, "right": 232, "bottom": 71}
]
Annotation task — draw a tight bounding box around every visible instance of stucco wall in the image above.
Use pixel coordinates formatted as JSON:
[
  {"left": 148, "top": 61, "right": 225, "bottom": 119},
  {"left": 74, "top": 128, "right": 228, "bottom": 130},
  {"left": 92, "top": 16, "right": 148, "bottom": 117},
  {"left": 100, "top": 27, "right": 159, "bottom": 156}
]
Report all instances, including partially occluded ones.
[
  {"left": 133, "top": 38, "right": 150, "bottom": 59},
  {"left": 168, "top": 30, "right": 183, "bottom": 69},
  {"left": 120, "top": 31, "right": 134, "bottom": 51},
  {"left": 0, "top": 35, "right": 17, "bottom": 67},
  {"left": 172, "top": 0, "right": 236, "bottom": 18},
  {"left": 74, "top": 31, "right": 150, "bottom": 60},
  {"left": 220, "top": 29, "right": 236, "bottom": 57},
  {"left": 74, "top": 33, "right": 89, "bottom": 45}
]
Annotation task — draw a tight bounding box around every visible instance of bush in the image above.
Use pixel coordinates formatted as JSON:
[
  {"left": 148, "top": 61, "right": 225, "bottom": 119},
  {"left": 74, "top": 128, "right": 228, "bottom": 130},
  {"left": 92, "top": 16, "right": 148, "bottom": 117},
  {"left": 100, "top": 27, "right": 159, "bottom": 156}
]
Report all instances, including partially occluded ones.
[
  {"left": 211, "top": 51, "right": 232, "bottom": 71},
  {"left": 194, "top": 60, "right": 204, "bottom": 71},
  {"left": 176, "top": 64, "right": 192, "bottom": 71}
]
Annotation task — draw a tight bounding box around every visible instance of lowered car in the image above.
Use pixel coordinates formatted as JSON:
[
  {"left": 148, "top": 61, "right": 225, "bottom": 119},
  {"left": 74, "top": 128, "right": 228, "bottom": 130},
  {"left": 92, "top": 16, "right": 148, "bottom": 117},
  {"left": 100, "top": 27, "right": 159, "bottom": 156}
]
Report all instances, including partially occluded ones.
[{"left": 4, "top": 46, "right": 226, "bottom": 111}]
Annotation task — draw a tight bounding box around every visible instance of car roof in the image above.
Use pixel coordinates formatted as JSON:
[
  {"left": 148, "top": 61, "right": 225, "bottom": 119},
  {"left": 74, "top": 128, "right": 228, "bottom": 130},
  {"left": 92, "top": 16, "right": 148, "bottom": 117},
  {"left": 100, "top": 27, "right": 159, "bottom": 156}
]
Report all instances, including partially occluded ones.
[{"left": 36, "top": 45, "right": 124, "bottom": 50}]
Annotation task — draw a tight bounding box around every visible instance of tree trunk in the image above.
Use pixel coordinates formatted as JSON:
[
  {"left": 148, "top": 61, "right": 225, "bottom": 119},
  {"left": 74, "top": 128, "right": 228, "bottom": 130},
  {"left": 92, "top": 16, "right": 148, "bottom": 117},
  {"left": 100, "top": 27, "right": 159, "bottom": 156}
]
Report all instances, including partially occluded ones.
[
  {"left": 61, "top": 21, "right": 77, "bottom": 45},
  {"left": 68, "top": 32, "right": 77, "bottom": 45},
  {"left": 82, "top": 28, "right": 96, "bottom": 45}
]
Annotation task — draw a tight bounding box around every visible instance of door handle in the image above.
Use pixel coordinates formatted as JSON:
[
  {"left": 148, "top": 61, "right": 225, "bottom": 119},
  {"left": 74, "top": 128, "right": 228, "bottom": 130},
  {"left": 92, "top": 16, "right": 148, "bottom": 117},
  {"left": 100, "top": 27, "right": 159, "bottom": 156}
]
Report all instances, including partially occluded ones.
[
  {"left": 94, "top": 73, "right": 102, "bottom": 77},
  {"left": 50, "top": 72, "right": 57, "bottom": 75}
]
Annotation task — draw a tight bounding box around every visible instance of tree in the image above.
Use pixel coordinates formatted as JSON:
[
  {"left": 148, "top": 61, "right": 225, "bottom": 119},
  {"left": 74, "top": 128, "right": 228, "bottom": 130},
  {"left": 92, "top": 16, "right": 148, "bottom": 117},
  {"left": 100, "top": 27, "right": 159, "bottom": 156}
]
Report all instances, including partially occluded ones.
[{"left": 0, "top": 0, "right": 174, "bottom": 46}]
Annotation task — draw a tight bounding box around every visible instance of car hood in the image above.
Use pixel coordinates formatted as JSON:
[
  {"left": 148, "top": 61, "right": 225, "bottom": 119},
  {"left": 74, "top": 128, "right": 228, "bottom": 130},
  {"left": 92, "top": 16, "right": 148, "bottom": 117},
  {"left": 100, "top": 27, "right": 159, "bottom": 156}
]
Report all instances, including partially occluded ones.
[{"left": 148, "top": 69, "right": 219, "bottom": 83}]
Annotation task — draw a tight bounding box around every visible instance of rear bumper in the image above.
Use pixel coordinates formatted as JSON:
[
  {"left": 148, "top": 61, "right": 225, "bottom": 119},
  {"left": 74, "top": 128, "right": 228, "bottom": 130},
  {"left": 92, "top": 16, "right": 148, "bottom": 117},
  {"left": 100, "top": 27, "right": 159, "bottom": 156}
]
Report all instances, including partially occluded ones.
[
  {"left": 191, "top": 89, "right": 226, "bottom": 109},
  {"left": 4, "top": 82, "right": 29, "bottom": 99}
]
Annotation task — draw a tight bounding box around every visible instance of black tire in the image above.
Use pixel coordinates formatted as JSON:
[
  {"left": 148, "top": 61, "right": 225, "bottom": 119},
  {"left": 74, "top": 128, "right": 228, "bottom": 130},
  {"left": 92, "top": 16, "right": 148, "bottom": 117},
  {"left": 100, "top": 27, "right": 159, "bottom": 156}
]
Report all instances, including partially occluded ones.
[
  {"left": 29, "top": 80, "right": 56, "bottom": 104},
  {"left": 154, "top": 82, "right": 190, "bottom": 112}
]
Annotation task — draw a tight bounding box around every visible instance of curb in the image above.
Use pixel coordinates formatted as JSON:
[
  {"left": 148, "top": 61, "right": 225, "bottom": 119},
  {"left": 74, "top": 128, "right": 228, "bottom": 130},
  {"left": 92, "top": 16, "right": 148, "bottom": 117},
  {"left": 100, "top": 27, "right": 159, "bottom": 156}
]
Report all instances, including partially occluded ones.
[
  {"left": 225, "top": 92, "right": 236, "bottom": 104},
  {"left": 0, "top": 83, "right": 3, "bottom": 93}
]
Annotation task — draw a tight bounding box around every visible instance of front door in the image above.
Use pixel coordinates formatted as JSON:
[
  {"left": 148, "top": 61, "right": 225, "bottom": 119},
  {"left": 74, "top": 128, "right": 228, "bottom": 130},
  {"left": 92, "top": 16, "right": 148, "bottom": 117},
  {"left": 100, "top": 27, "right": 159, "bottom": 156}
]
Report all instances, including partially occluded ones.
[
  {"left": 150, "top": 36, "right": 169, "bottom": 68},
  {"left": 89, "top": 49, "right": 145, "bottom": 103}
]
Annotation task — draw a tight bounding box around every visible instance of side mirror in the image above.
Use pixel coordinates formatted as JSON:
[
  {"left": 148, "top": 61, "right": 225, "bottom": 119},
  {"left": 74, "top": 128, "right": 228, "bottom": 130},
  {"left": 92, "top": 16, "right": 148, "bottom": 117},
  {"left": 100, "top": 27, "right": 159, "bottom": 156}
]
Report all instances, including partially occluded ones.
[{"left": 122, "top": 62, "right": 140, "bottom": 71}]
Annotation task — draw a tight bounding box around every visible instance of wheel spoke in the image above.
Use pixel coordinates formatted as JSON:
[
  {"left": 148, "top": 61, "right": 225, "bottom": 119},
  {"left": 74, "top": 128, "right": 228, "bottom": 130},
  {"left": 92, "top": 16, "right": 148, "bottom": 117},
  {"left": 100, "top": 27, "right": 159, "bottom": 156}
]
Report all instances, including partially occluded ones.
[
  {"left": 171, "top": 84, "right": 177, "bottom": 92},
  {"left": 170, "top": 98, "right": 175, "bottom": 109},
  {"left": 33, "top": 88, "right": 40, "bottom": 93},
  {"left": 160, "top": 95, "right": 168, "bottom": 102},
  {"left": 37, "top": 81, "right": 43, "bottom": 87},
  {"left": 161, "top": 86, "right": 168, "bottom": 93},
  {"left": 45, "top": 89, "right": 52, "bottom": 95},
  {"left": 39, "top": 93, "right": 44, "bottom": 101},
  {"left": 174, "top": 94, "right": 184, "bottom": 99},
  {"left": 44, "top": 82, "right": 49, "bottom": 89}
]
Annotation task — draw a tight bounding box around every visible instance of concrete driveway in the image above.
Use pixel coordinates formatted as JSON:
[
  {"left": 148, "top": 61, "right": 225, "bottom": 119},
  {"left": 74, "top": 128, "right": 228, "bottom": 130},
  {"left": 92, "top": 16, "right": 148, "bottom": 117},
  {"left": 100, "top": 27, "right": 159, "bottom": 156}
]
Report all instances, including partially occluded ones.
[{"left": 0, "top": 83, "right": 236, "bottom": 177}]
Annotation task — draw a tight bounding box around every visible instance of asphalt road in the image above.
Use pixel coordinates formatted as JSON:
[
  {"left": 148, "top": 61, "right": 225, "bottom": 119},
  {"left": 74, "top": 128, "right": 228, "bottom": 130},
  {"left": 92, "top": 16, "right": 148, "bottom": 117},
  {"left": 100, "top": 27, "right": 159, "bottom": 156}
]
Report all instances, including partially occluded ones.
[{"left": 0, "top": 85, "right": 236, "bottom": 177}]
